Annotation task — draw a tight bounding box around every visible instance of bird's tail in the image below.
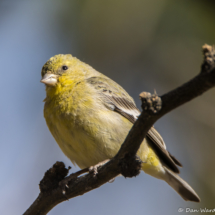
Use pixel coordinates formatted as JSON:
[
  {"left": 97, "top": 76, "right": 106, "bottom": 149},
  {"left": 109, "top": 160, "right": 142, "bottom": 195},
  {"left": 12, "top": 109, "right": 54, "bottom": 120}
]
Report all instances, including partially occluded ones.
[{"left": 164, "top": 166, "right": 200, "bottom": 202}]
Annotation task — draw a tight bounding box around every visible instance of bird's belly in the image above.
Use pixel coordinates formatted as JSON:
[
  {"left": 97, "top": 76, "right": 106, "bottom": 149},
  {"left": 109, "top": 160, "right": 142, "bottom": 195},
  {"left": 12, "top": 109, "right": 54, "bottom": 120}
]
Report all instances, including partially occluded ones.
[
  {"left": 51, "top": 125, "right": 110, "bottom": 169},
  {"left": 48, "top": 111, "right": 125, "bottom": 169},
  {"left": 53, "top": 124, "right": 164, "bottom": 180},
  {"left": 47, "top": 108, "right": 164, "bottom": 178}
]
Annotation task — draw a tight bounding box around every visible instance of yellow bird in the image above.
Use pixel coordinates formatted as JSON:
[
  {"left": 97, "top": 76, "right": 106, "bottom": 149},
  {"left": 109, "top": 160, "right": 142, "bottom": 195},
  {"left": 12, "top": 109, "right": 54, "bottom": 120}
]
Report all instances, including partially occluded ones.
[{"left": 41, "top": 54, "right": 200, "bottom": 202}]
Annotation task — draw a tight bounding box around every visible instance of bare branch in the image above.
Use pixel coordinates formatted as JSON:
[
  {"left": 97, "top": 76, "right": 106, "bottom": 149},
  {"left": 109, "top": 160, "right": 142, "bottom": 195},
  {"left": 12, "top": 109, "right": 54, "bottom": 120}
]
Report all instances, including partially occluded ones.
[{"left": 24, "top": 44, "right": 215, "bottom": 215}]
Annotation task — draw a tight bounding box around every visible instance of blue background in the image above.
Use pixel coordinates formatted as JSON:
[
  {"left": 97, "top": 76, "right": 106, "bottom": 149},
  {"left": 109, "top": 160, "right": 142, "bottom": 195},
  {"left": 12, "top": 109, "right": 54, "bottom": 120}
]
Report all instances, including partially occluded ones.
[{"left": 1, "top": 1, "right": 215, "bottom": 214}]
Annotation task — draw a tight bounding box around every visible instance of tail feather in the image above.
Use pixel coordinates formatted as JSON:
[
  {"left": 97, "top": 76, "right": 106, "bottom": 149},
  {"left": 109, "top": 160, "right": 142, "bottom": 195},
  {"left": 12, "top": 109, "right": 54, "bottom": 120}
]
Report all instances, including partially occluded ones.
[{"left": 164, "top": 167, "right": 200, "bottom": 202}]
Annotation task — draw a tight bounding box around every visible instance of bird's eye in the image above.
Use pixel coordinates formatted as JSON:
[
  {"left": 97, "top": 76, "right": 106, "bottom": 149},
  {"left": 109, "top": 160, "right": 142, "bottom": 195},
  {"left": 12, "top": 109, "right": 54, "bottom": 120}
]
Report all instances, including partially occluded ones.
[{"left": 62, "top": 66, "right": 68, "bottom": 70}]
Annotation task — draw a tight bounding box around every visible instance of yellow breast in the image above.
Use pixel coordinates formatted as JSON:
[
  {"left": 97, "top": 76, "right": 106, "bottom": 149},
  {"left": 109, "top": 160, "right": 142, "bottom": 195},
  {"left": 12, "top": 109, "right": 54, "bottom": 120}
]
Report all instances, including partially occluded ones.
[{"left": 44, "top": 77, "right": 164, "bottom": 178}]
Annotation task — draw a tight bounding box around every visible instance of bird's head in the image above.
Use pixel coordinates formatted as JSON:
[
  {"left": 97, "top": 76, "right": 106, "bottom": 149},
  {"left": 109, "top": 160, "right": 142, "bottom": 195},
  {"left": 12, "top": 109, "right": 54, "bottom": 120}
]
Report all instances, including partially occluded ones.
[{"left": 41, "top": 54, "right": 77, "bottom": 87}]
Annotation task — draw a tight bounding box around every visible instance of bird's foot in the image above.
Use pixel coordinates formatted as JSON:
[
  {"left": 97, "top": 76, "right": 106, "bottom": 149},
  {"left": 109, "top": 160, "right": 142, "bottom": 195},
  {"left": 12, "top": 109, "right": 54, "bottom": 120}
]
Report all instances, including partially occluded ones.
[{"left": 88, "top": 159, "right": 110, "bottom": 177}]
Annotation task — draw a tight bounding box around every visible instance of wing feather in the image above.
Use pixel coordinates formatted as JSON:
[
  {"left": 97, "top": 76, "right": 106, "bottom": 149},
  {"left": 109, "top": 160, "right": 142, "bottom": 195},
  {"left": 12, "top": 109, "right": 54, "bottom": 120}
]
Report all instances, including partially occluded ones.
[{"left": 87, "top": 76, "right": 181, "bottom": 173}]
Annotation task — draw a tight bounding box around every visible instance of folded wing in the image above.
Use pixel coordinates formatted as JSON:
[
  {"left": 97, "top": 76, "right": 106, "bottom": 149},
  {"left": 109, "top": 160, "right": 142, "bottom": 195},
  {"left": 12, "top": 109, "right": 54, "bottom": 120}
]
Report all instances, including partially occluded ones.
[{"left": 87, "top": 76, "right": 181, "bottom": 173}]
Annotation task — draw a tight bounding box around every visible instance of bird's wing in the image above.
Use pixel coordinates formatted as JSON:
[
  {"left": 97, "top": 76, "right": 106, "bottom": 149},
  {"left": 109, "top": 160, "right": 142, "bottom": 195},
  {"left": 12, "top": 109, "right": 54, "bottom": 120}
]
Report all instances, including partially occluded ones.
[{"left": 86, "top": 76, "right": 181, "bottom": 173}]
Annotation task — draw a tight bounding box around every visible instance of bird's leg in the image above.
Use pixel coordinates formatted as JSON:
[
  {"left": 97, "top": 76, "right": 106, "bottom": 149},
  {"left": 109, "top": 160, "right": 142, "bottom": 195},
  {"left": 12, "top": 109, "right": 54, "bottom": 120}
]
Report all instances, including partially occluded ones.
[{"left": 88, "top": 159, "right": 110, "bottom": 177}]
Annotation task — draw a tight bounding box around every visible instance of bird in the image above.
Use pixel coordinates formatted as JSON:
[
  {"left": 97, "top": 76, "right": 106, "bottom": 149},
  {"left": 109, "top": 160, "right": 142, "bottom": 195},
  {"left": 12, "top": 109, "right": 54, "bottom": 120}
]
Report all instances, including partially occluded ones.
[{"left": 40, "top": 54, "right": 200, "bottom": 202}]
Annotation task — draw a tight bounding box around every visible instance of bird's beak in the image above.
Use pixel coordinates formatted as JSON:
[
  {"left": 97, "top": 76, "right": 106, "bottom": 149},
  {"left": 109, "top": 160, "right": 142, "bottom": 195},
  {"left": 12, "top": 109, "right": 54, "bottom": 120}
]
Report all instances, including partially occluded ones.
[{"left": 40, "top": 73, "right": 58, "bottom": 86}]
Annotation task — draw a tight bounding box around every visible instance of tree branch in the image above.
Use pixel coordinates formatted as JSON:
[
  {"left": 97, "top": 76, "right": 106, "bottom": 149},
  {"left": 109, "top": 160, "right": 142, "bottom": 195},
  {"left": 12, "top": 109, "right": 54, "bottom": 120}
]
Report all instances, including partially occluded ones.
[{"left": 24, "top": 44, "right": 215, "bottom": 215}]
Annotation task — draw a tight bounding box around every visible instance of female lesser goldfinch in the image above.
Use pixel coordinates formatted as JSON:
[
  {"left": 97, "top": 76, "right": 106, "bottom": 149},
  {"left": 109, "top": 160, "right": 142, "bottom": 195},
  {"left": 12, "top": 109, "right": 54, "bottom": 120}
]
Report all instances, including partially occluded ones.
[{"left": 41, "top": 54, "right": 200, "bottom": 202}]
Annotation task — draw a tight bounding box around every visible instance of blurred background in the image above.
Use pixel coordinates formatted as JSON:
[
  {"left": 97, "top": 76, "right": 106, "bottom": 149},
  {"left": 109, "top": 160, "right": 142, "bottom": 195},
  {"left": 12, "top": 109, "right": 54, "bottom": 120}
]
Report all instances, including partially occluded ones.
[{"left": 1, "top": 0, "right": 215, "bottom": 214}]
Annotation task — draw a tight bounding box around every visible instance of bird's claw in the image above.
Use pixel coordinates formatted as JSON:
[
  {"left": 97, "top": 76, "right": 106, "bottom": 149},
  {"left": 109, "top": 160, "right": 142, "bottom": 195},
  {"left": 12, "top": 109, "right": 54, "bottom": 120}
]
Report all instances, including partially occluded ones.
[
  {"left": 88, "top": 159, "right": 110, "bottom": 178},
  {"left": 89, "top": 165, "right": 99, "bottom": 177}
]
